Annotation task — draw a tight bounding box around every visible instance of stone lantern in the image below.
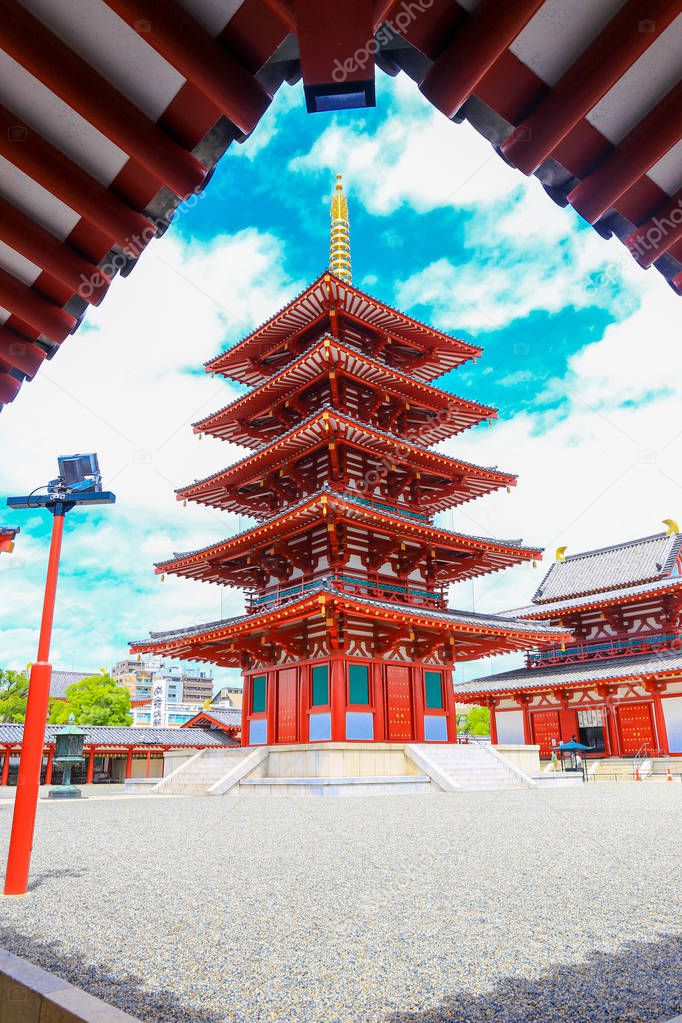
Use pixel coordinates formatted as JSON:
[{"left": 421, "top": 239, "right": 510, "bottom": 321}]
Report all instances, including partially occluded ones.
[{"left": 48, "top": 714, "right": 86, "bottom": 799}]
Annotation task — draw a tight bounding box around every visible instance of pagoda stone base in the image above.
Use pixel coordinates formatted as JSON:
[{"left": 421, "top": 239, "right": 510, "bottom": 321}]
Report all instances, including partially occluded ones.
[{"left": 160, "top": 742, "right": 540, "bottom": 796}]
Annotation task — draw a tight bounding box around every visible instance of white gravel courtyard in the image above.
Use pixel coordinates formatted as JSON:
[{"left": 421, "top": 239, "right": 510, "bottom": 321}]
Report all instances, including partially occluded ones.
[{"left": 0, "top": 785, "right": 680, "bottom": 1023}]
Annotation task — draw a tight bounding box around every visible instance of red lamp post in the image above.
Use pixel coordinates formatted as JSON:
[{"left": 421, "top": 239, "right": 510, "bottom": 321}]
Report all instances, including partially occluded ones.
[{"left": 3, "top": 455, "right": 114, "bottom": 897}]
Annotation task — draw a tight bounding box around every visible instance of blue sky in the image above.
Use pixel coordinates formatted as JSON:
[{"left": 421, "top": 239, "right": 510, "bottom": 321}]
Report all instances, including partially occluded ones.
[{"left": 1, "top": 72, "right": 681, "bottom": 687}]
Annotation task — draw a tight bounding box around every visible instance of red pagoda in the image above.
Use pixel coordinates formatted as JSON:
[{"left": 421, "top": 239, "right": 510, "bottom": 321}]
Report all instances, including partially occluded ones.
[{"left": 132, "top": 176, "right": 567, "bottom": 747}]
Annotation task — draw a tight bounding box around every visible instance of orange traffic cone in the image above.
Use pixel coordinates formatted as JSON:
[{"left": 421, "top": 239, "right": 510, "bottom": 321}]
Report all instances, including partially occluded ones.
[
  {"left": 635, "top": 768, "right": 641, "bottom": 781},
  {"left": 667, "top": 768, "right": 673, "bottom": 782}
]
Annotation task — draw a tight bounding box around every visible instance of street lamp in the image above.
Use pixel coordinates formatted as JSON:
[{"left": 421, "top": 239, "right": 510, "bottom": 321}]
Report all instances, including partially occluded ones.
[{"left": 3, "top": 454, "right": 115, "bottom": 896}]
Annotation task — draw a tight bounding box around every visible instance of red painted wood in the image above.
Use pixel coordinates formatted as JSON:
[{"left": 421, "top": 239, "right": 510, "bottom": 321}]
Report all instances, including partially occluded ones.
[
  {"left": 0, "top": 1, "right": 207, "bottom": 199},
  {"left": 531, "top": 710, "right": 561, "bottom": 759},
  {"left": 1, "top": 749, "right": 10, "bottom": 786},
  {"left": 501, "top": 0, "right": 679, "bottom": 174},
  {"left": 651, "top": 692, "right": 669, "bottom": 754},
  {"left": 412, "top": 667, "right": 426, "bottom": 743},
  {"left": 294, "top": 0, "right": 374, "bottom": 88},
  {"left": 421, "top": 0, "right": 544, "bottom": 118},
  {"left": 276, "top": 667, "right": 298, "bottom": 743},
  {"left": 569, "top": 80, "right": 682, "bottom": 224},
  {"left": 102, "top": 0, "right": 271, "bottom": 134},
  {"left": 0, "top": 267, "right": 75, "bottom": 344},
  {"left": 0, "top": 105, "right": 153, "bottom": 248},
  {"left": 44, "top": 748, "right": 54, "bottom": 786},
  {"left": 0, "top": 198, "right": 110, "bottom": 305},
  {"left": 617, "top": 702, "right": 655, "bottom": 755},
  {"left": 125, "top": 749, "right": 133, "bottom": 780},
  {"left": 385, "top": 665, "right": 414, "bottom": 741},
  {"left": 558, "top": 708, "right": 578, "bottom": 743},
  {"left": 330, "top": 656, "right": 346, "bottom": 741},
  {"left": 443, "top": 666, "right": 457, "bottom": 742},
  {"left": 298, "top": 664, "right": 310, "bottom": 744}
]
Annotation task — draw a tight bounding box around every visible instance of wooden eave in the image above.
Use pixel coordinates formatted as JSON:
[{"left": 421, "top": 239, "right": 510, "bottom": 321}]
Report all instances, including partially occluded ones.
[
  {"left": 205, "top": 272, "right": 481, "bottom": 384},
  {"left": 177, "top": 408, "right": 517, "bottom": 516},
  {"left": 517, "top": 579, "right": 682, "bottom": 622},
  {"left": 131, "top": 588, "right": 570, "bottom": 667},
  {"left": 195, "top": 336, "right": 497, "bottom": 448},
  {"left": 158, "top": 491, "right": 540, "bottom": 585}
]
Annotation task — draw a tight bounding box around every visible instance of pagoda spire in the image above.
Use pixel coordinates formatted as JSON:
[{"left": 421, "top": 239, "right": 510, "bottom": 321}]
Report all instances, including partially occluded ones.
[{"left": 329, "top": 173, "right": 352, "bottom": 284}]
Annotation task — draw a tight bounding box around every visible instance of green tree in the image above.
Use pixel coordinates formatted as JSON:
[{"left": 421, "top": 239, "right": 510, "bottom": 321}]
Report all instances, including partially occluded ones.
[
  {"left": 466, "top": 705, "right": 491, "bottom": 736},
  {"left": 49, "top": 674, "right": 132, "bottom": 726},
  {"left": 0, "top": 669, "right": 29, "bottom": 723}
]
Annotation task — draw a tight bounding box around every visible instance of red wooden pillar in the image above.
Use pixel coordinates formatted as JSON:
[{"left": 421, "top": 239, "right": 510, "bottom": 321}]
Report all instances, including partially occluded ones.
[
  {"left": 372, "top": 661, "right": 385, "bottom": 742},
  {"left": 45, "top": 748, "right": 54, "bottom": 785},
  {"left": 606, "top": 701, "right": 621, "bottom": 757},
  {"left": 601, "top": 705, "right": 611, "bottom": 756},
  {"left": 240, "top": 675, "right": 251, "bottom": 747},
  {"left": 519, "top": 699, "right": 532, "bottom": 744},
  {"left": 86, "top": 749, "right": 95, "bottom": 784},
  {"left": 1, "top": 748, "right": 10, "bottom": 786},
  {"left": 651, "top": 691, "right": 669, "bottom": 754},
  {"left": 145, "top": 751, "right": 151, "bottom": 778},
  {"left": 489, "top": 702, "right": 499, "bottom": 745},
  {"left": 266, "top": 669, "right": 277, "bottom": 746},
  {"left": 412, "top": 666, "right": 425, "bottom": 743},
  {"left": 330, "top": 655, "right": 346, "bottom": 741},
  {"left": 442, "top": 664, "right": 457, "bottom": 743},
  {"left": 125, "top": 749, "right": 133, "bottom": 779},
  {"left": 298, "top": 664, "right": 310, "bottom": 744}
]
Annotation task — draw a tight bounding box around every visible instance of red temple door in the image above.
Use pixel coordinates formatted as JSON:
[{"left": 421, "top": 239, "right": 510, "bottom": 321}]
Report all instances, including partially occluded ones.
[
  {"left": 531, "top": 710, "right": 561, "bottom": 758},
  {"left": 385, "top": 665, "right": 414, "bottom": 741},
  {"left": 276, "top": 668, "right": 298, "bottom": 743},
  {"left": 617, "top": 702, "right": 655, "bottom": 755}
]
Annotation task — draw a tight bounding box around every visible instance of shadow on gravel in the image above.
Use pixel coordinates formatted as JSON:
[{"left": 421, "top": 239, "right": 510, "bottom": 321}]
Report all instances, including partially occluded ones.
[
  {"left": 0, "top": 928, "right": 224, "bottom": 1023},
  {"left": 27, "top": 868, "right": 86, "bottom": 892},
  {"left": 385, "top": 934, "right": 682, "bottom": 1023}
]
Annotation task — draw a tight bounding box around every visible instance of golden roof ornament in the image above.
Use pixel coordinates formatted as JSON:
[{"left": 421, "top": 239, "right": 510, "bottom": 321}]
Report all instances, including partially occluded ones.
[{"left": 329, "top": 173, "right": 352, "bottom": 284}]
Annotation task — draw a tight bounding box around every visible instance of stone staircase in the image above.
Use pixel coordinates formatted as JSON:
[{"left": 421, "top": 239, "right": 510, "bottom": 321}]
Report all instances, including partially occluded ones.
[
  {"left": 407, "top": 742, "right": 534, "bottom": 791},
  {"left": 155, "top": 748, "right": 254, "bottom": 796}
]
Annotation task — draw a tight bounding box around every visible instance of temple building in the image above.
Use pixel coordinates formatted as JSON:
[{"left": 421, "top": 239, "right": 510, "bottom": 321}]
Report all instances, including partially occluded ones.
[
  {"left": 131, "top": 177, "right": 567, "bottom": 749},
  {"left": 456, "top": 526, "right": 682, "bottom": 759}
]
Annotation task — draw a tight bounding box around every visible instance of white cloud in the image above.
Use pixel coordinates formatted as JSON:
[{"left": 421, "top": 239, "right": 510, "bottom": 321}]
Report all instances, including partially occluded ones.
[
  {"left": 290, "top": 75, "right": 520, "bottom": 214},
  {"left": 444, "top": 279, "right": 682, "bottom": 680},
  {"left": 0, "top": 227, "right": 301, "bottom": 672}
]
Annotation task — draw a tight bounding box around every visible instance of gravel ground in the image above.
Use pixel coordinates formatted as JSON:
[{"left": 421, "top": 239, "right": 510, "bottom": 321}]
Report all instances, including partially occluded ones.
[{"left": 0, "top": 786, "right": 680, "bottom": 1023}]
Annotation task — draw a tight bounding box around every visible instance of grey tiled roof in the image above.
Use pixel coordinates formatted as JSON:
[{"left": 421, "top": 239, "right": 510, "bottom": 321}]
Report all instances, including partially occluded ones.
[
  {"left": 511, "top": 575, "right": 682, "bottom": 618},
  {"left": 455, "top": 648, "right": 682, "bottom": 696},
  {"left": 532, "top": 531, "right": 682, "bottom": 604},
  {"left": 0, "top": 724, "right": 236, "bottom": 747},
  {"left": 187, "top": 707, "right": 241, "bottom": 727},
  {"left": 46, "top": 671, "right": 95, "bottom": 699},
  {"left": 135, "top": 581, "right": 566, "bottom": 648}
]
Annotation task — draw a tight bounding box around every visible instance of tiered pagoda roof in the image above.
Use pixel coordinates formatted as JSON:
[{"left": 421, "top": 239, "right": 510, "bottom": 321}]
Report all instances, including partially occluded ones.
[
  {"left": 195, "top": 336, "right": 496, "bottom": 448},
  {"left": 204, "top": 272, "right": 481, "bottom": 384},
  {"left": 178, "top": 407, "right": 517, "bottom": 516},
  {"left": 133, "top": 178, "right": 569, "bottom": 689}
]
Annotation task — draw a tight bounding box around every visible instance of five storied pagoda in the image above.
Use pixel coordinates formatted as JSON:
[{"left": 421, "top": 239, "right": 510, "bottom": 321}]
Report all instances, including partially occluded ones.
[{"left": 131, "top": 176, "right": 566, "bottom": 746}]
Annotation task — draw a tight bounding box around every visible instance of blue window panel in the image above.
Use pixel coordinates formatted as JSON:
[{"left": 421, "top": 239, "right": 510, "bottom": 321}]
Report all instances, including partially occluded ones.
[
  {"left": 309, "top": 712, "right": 332, "bottom": 742},
  {"left": 424, "top": 715, "right": 448, "bottom": 742},
  {"left": 424, "top": 670, "right": 443, "bottom": 709},
  {"left": 346, "top": 711, "right": 374, "bottom": 740},
  {"left": 249, "top": 719, "right": 267, "bottom": 745},
  {"left": 252, "top": 674, "right": 267, "bottom": 714},
  {"left": 311, "top": 664, "right": 329, "bottom": 706}
]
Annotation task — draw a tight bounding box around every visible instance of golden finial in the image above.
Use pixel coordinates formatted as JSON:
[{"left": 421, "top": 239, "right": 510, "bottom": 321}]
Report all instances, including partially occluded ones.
[
  {"left": 663, "top": 518, "right": 679, "bottom": 535},
  {"left": 329, "top": 173, "right": 352, "bottom": 284}
]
